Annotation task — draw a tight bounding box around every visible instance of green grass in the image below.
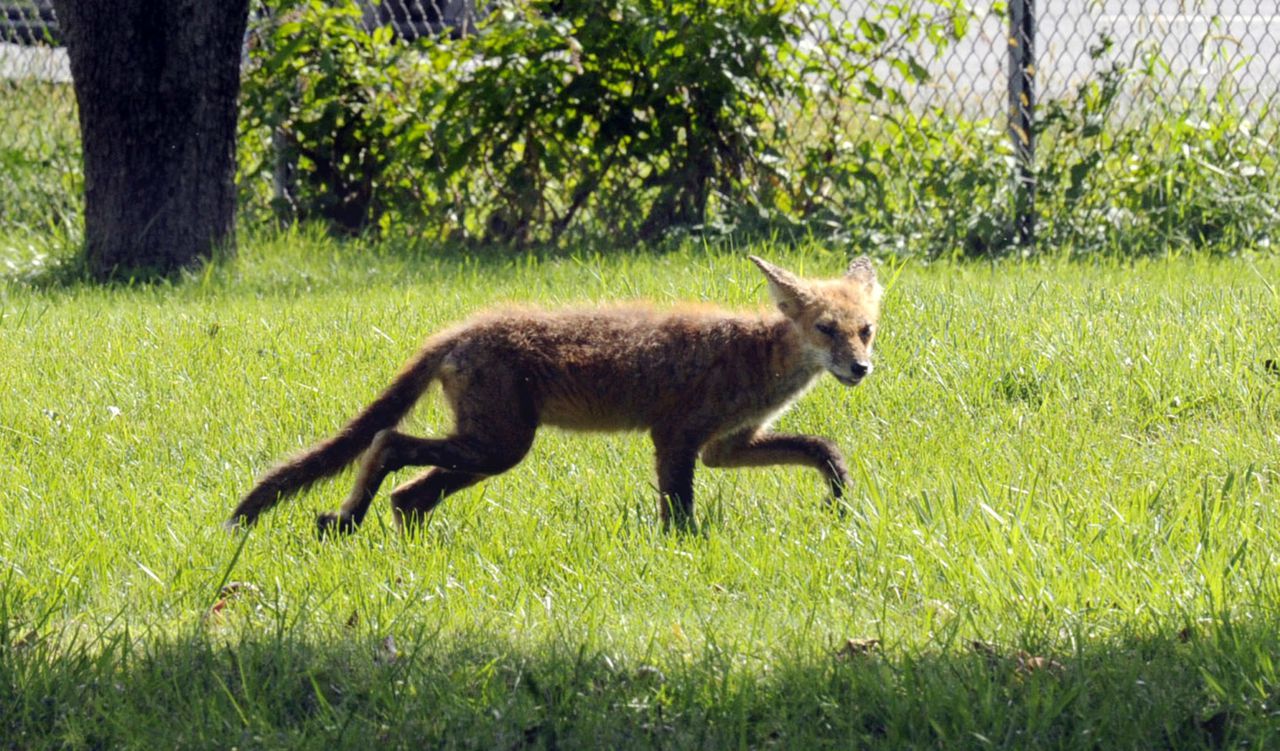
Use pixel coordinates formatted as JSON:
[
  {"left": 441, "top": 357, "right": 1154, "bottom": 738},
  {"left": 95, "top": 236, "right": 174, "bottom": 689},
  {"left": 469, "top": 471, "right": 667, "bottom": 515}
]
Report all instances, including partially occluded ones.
[
  {"left": 0, "top": 80, "right": 80, "bottom": 246},
  {"left": 2, "top": 234, "right": 1280, "bottom": 748}
]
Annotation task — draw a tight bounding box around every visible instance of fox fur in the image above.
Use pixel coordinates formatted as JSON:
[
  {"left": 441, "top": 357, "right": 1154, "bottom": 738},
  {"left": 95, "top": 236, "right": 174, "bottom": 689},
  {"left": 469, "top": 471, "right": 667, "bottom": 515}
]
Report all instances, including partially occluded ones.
[{"left": 227, "top": 255, "right": 883, "bottom": 535}]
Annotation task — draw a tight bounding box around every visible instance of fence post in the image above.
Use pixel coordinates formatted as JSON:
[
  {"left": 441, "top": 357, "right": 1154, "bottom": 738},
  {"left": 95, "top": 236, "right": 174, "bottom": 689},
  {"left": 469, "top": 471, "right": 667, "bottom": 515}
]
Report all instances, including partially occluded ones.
[{"left": 1007, "top": 0, "right": 1036, "bottom": 249}]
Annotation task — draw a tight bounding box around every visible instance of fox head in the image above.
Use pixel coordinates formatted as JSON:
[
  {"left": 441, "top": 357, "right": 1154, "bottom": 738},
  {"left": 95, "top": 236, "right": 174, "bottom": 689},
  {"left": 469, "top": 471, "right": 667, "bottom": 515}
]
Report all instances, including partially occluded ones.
[{"left": 750, "top": 255, "right": 883, "bottom": 386}]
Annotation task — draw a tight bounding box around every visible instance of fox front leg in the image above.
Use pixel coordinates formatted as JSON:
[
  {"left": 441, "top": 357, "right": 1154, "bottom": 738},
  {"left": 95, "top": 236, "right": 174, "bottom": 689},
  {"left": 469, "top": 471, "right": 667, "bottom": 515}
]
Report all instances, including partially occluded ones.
[
  {"left": 701, "top": 428, "right": 851, "bottom": 503},
  {"left": 651, "top": 429, "right": 703, "bottom": 532}
]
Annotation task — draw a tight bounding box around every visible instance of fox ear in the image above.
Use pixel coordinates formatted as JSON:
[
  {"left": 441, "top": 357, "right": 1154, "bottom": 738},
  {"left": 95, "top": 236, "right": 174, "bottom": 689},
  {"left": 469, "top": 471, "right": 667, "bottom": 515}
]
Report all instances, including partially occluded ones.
[
  {"left": 749, "top": 255, "right": 808, "bottom": 316},
  {"left": 846, "top": 255, "right": 882, "bottom": 299},
  {"left": 846, "top": 256, "right": 876, "bottom": 285}
]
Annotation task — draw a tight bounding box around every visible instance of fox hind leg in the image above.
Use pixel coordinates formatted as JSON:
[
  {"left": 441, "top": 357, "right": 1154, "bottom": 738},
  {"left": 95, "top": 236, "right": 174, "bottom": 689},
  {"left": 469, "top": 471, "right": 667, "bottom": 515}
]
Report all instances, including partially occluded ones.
[
  {"left": 389, "top": 468, "right": 485, "bottom": 533},
  {"left": 316, "top": 427, "right": 534, "bottom": 538},
  {"left": 317, "top": 364, "right": 537, "bottom": 538}
]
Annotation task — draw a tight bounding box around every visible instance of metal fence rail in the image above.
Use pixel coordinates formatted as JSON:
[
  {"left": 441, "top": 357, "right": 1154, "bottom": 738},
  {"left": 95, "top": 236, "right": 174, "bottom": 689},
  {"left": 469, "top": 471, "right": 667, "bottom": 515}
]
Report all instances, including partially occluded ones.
[{"left": 2, "top": 0, "right": 1277, "bottom": 248}]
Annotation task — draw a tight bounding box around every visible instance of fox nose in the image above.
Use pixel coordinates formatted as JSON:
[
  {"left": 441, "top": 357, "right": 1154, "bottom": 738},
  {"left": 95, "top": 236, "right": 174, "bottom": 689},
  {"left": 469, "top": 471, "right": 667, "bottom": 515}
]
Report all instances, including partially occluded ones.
[{"left": 850, "top": 361, "right": 871, "bottom": 379}]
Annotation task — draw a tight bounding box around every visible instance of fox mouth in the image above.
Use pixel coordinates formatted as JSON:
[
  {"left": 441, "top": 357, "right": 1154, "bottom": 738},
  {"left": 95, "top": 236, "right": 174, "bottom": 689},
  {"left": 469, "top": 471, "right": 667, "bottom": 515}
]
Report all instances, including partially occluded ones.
[{"left": 832, "top": 372, "right": 864, "bottom": 387}]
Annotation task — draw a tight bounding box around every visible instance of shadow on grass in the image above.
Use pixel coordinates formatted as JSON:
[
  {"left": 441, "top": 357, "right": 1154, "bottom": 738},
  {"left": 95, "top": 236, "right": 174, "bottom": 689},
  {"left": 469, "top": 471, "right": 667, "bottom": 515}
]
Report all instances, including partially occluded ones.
[
  {"left": 7, "top": 220, "right": 714, "bottom": 294},
  {"left": 3, "top": 615, "right": 1275, "bottom": 750}
]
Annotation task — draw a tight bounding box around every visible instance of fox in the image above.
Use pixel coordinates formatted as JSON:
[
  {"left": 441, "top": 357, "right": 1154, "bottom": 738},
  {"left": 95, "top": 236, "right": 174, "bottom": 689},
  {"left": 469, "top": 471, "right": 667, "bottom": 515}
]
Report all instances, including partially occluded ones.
[{"left": 226, "top": 255, "right": 883, "bottom": 536}]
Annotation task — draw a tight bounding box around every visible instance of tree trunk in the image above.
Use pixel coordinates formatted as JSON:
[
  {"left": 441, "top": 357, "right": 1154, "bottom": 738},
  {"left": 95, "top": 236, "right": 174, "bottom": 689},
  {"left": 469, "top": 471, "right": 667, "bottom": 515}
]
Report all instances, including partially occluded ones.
[{"left": 52, "top": 0, "right": 249, "bottom": 280}]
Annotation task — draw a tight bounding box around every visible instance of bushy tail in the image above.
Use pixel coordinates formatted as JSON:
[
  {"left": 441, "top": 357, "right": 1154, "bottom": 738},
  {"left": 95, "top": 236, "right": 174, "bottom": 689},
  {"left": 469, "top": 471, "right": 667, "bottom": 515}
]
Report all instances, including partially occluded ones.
[{"left": 226, "top": 338, "right": 451, "bottom": 529}]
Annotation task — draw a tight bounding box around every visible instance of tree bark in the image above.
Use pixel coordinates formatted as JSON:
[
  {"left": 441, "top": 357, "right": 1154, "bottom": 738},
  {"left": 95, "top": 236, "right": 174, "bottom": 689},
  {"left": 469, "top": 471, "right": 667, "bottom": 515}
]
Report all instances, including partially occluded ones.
[{"left": 52, "top": 0, "right": 249, "bottom": 280}]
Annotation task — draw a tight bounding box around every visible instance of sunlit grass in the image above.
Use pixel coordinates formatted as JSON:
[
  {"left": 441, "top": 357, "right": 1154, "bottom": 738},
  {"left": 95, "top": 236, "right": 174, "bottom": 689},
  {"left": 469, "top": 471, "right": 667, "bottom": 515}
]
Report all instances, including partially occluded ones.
[{"left": 2, "top": 235, "right": 1279, "bottom": 747}]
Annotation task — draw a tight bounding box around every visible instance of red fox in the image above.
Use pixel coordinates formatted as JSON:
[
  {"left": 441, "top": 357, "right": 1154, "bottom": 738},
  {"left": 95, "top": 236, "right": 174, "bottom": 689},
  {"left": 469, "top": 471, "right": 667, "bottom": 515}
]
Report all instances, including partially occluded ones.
[{"left": 227, "top": 256, "right": 883, "bottom": 535}]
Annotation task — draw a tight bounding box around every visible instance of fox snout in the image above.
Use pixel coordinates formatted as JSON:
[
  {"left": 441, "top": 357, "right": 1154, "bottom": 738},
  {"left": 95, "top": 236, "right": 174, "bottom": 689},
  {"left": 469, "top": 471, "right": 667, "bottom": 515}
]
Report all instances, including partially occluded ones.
[{"left": 832, "top": 360, "right": 872, "bottom": 386}]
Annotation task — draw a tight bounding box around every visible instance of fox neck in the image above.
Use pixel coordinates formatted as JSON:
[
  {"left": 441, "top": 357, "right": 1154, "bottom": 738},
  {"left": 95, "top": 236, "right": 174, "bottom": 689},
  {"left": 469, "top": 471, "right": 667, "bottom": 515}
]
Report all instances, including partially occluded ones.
[{"left": 766, "top": 315, "right": 827, "bottom": 394}]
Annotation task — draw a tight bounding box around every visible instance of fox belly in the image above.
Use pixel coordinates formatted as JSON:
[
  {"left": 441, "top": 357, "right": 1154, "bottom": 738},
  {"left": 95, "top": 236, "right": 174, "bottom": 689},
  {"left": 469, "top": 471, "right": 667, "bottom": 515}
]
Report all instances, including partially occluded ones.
[{"left": 537, "top": 396, "right": 651, "bottom": 432}]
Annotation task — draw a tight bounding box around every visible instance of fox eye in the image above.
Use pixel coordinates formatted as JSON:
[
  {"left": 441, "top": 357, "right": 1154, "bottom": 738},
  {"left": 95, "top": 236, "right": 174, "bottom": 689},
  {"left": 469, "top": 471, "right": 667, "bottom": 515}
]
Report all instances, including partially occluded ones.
[
  {"left": 815, "top": 321, "right": 838, "bottom": 338},
  {"left": 858, "top": 324, "right": 873, "bottom": 343}
]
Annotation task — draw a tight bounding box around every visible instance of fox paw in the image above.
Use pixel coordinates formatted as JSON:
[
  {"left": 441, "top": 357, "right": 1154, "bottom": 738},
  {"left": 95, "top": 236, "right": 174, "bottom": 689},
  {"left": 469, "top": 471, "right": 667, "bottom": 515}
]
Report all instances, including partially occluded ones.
[
  {"left": 316, "top": 512, "right": 357, "bottom": 539},
  {"left": 824, "top": 495, "right": 852, "bottom": 519}
]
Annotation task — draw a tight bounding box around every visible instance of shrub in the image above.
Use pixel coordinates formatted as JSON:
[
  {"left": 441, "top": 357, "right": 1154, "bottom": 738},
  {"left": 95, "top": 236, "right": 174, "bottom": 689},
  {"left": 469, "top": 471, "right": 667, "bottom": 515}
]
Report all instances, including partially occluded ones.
[
  {"left": 238, "top": 0, "right": 968, "bottom": 247},
  {"left": 238, "top": 2, "right": 1276, "bottom": 256},
  {"left": 239, "top": 0, "right": 446, "bottom": 235},
  {"left": 427, "top": 0, "right": 801, "bottom": 246}
]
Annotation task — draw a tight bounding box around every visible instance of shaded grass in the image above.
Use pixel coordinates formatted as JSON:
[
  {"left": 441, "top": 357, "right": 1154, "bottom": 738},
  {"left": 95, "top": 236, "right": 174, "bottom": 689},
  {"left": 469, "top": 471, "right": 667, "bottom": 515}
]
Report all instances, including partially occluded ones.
[
  {"left": 2, "top": 236, "right": 1279, "bottom": 747},
  {"left": 6, "top": 615, "right": 1280, "bottom": 749},
  {"left": 0, "top": 79, "right": 80, "bottom": 249}
]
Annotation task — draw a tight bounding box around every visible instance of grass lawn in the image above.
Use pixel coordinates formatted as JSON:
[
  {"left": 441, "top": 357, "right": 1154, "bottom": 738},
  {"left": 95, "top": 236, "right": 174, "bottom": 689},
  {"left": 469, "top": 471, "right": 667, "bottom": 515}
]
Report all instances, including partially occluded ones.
[{"left": 2, "top": 234, "right": 1279, "bottom": 748}]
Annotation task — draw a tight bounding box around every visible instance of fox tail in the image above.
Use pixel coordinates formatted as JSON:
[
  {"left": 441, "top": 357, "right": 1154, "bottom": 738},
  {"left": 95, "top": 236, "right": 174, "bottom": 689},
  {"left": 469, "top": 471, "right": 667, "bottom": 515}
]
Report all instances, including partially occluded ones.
[{"left": 225, "top": 337, "right": 451, "bottom": 529}]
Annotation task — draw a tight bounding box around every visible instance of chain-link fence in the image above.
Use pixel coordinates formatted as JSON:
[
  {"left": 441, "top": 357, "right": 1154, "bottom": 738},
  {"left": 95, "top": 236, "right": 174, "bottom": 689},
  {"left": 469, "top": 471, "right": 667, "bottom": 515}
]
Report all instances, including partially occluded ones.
[
  {"left": 1019, "top": 2, "right": 1278, "bottom": 249},
  {"left": 770, "top": 0, "right": 1280, "bottom": 251},
  {"left": 2, "top": 0, "right": 1277, "bottom": 252},
  {"left": 353, "top": 1, "right": 1280, "bottom": 117}
]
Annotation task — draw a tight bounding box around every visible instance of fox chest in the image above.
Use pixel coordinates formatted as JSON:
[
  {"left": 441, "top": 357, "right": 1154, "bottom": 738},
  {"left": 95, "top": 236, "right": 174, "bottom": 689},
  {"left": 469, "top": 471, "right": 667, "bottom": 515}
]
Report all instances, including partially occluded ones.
[{"left": 717, "top": 367, "right": 823, "bottom": 434}]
